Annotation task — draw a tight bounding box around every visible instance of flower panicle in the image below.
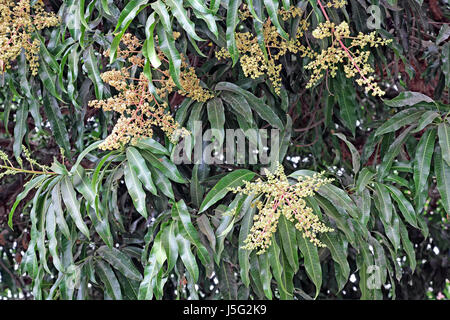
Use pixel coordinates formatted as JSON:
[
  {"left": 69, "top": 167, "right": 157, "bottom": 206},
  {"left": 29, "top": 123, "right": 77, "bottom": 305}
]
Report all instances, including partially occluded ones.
[
  {"left": 88, "top": 33, "right": 212, "bottom": 150},
  {"left": 230, "top": 164, "right": 334, "bottom": 254},
  {"left": 0, "top": 0, "right": 60, "bottom": 75}
]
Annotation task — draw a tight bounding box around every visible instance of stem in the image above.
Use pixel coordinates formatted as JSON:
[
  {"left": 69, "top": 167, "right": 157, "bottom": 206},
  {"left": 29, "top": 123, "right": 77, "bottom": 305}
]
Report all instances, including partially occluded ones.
[{"left": 0, "top": 165, "right": 57, "bottom": 176}]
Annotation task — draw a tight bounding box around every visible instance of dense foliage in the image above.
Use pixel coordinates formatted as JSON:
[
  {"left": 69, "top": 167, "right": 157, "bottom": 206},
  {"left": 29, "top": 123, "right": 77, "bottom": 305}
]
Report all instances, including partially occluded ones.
[{"left": 0, "top": 0, "right": 449, "bottom": 300}]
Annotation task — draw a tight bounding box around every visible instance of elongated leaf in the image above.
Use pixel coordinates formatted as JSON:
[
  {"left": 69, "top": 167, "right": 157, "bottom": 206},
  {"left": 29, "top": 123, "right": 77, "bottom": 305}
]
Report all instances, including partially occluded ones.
[
  {"left": 166, "top": 0, "right": 203, "bottom": 41},
  {"left": 218, "top": 260, "right": 238, "bottom": 299},
  {"left": 172, "top": 199, "right": 211, "bottom": 267},
  {"left": 133, "top": 137, "right": 169, "bottom": 155},
  {"left": 373, "top": 182, "right": 393, "bottom": 223},
  {"left": 141, "top": 151, "right": 186, "bottom": 183},
  {"left": 8, "top": 175, "right": 49, "bottom": 229},
  {"left": 43, "top": 95, "right": 71, "bottom": 158},
  {"left": 60, "top": 176, "right": 90, "bottom": 238},
  {"left": 199, "top": 169, "right": 256, "bottom": 212},
  {"left": 268, "top": 236, "right": 292, "bottom": 299},
  {"left": 356, "top": 167, "right": 376, "bottom": 194},
  {"left": 225, "top": 0, "right": 242, "bottom": 66},
  {"left": 13, "top": 102, "right": 29, "bottom": 161},
  {"left": 123, "top": 161, "right": 148, "bottom": 218},
  {"left": 321, "top": 232, "right": 349, "bottom": 292},
  {"left": 413, "top": 128, "right": 436, "bottom": 204},
  {"left": 334, "top": 132, "right": 360, "bottom": 174},
  {"left": 176, "top": 233, "right": 199, "bottom": 283},
  {"left": 297, "top": 232, "right": 322, "bottom": 298},
  {"left": 378, "top": 126, "right": 414, "bottom": 179},
  {"left": 207, "top": 98, "right": 226, "bottom": 144},
  {"left": 385, "top": 185, "right": 418, "bottom": 228},
  {"left": 97, "top": 246, "right": 142, "bottom": 281},
  {"left": 384, "top": 91, "right": 433, "bottom": 107},
  {"left": 96, "top": 261, "right": 122, "bottom": 300},
  {"left": 375, "top": 109, "right": 424, "bottom": 136},
  {"left": 215, "top": 82, "right": 284, "bottom": 129},
  {"left": 161, "top": 221, "right": 179, "bottom": 273},
  {"left": 435, "top": 147, "right": 450, "bottom": 216},
  {"left": 438, "top": 123, "right": 450, "bottom": 166},
  {"left": 126, "top": 147, "right": 157, "bottom": 195},
  {"left": 278, "top": 215, "right": 299, "bottom": 272},
  {"left": 398, "top": 220, "right": 416, "bottom": 272}
]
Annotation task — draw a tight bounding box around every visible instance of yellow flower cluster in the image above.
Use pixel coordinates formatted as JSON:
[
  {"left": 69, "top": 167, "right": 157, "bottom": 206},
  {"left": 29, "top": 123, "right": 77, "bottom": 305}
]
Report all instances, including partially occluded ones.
[
  {"left": 89, "top": 34, "right": 212, "bottom": 150},
  {"left": 0, "top": 0, "right": 59, "bottom": 75},
  {"left": 306, "top": 21, "right": 391, "bottom": 96},
  {"left": 326, "top": 0, "right": 347, "bottom": 8},
  {"left": 230, "top": 164, "right": 334, "bottom": 254},
  {"left": 216, "top": 5, "right": 313, "bottom": 95}
]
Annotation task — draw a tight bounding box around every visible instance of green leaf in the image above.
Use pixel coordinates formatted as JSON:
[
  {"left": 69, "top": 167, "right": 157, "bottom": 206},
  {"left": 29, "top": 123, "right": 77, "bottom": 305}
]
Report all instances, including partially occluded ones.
[
  {"left": 190, "top": 164, "right": 205, "bottom": 208},
  {"left": 149, "top": 166, "right": 175, "bottom": 199},
  {"left": 176, "top": 233, "right": 199, "bottom": 283},
  {"left": 97, "top": 246, "right": 142, "bottom": 281},
  {"left": 171, "top": 199, "right": 211, "bottom": 267},
  {"left": 356, "top": 167, "right": 376, "bottom": 194},
  {"left": 199, "top": 169, "right": 256, "bottom": 212},
  {"left": 51, "top": 182, "right": 71, "bottom": 240},
  {"left": 123, "top": 161, "right": 148, "bottom": 218},
  {"left": 138, "top": 230, "right": 166, "bottom": 299},
  {"left": 143, "top": 12, "right": 162, "bottom": 69},
  {"left": 258, "top": 252, "right": 273, "bottom": 299},
  {"left": 46, "top": 204, "right": 63, "bottom": 272},
  {"left": 12, "top": 102, "right": 29, "bottom": 161},
  {"left": 216, "top": 82, "right": 284, "bottom": 129},
  {"left": 110, "top": 0, "right": 149, "bottom": 60},
  {"left": 375, "top": 109, "right": 425, "bottom": 136},
  {"left": 141, "top": 150, "right": 186, "bottom": 183},
  {"left": 385, "top": 185, "right": 418, "bottom": 228},
  {"left": 334, "top": 132, "right": 360, "bottom": 174},
  {"left": 238, "top": 203, "right": 256, "bottom": 287},
  {"left": 413, "top": 111, "right": 440, "bottom": 133},
  {"left": 413, "top": 128, "right": 436, "bottom": 203},
  {"left": 218, "top": 260, "right": 238, "bottom": 299},
  {"left": 320, "top": 232, "right": 349, "bottom": 292},
  {"left": 161, "top": 221, "right": 179, "bottom": 274},
  {"left": 437, "top": 123, "right": 450, "bottom": 167},
  {"left": 278, "top": 215, "right": 299, "bottom": 272},
  {"left": 336, "top": 82, "right": 357, "bottom": 136},
  {"left": 373, "top": 182, "right": 393, "bottom": 223},
  {"left": 207, "top": 98, "right": 226, "bottom": 144},
  {"left": 126, "top": 147, "right": 157, "bottom": 195},
  {"left": 43, "top": 94, "right": 71, "bottom": 158},
  {"left": 435, "top": 147, "right": 450, "bottom": 216},
  {"left": 133, "top": 137, "right": 169, "bottom": 155},
  {"left": 317, "top": 184, "right": 360, "bottom": 219},
  {"left": 398, "top": 220, "right": 416, "bottom": 272},
  {"left": 383, "top": 91, "right": 434, "bottom": 107},
  {"left": 268, "top": 236, "right": 293, "bottom": 299},
  {"left": 378, "top": 125, "right": 414, "bottom": 179},
  {"left": 60, "top": 176, "right": 90, "bottom": 238},
  {"left": 96, "top": 260, "right": 122, "bottom": 300},
  {"left": 84, "top": 46, "right": 104, "bottom": 100},
  {"left": 297, "top": 232, "right": 322, "bottom": 298},
  {"left": 166, "top": 0, "right": 203, "bottom": 41},
  {"left": 225, "top": 0, "right": 242, "bottom": 66},
  {"left": 156, "top": 22, "right": 182, "bottom": 88},
  {"left": 221, "top": 91, "right": 253, "bottom": 121}
]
